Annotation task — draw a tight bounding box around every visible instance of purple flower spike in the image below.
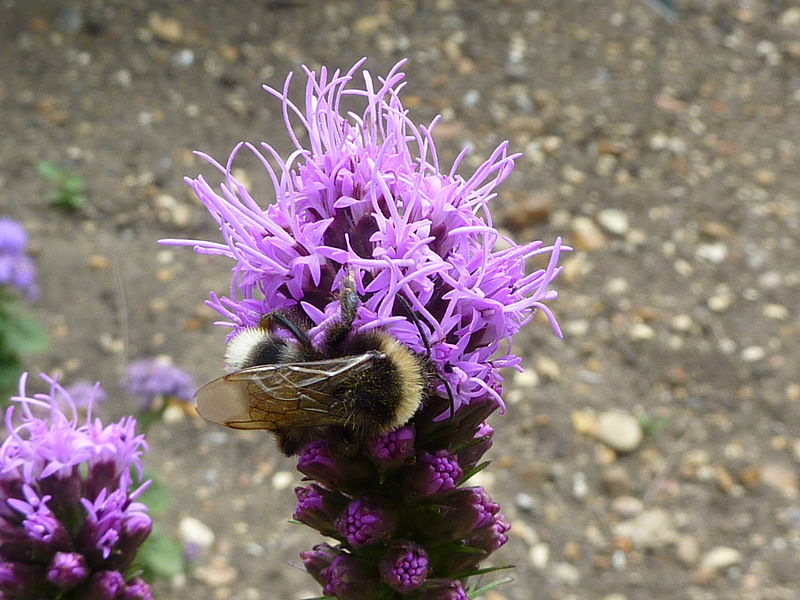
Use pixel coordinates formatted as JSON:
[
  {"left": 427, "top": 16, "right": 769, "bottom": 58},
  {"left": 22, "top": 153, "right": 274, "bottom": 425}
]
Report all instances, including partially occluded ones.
[
  {"left": 47, "top": 551, "right": 89, "bottom": 590},
  {"left": 321, "top": 554, "right": 381, "bottom": 600},
  {"left": 169, "top": 60, "right": 567, "bottom": 597},
  {"left": 86, "top": 569, "right": 126, "bottom": 600},
  {"left": 366, "top": 425, "right": 415, "bottom": 468},
  {"left": 409, "top": 449, "right": 463, "bottom": 496},
  {"left": 120, "top": 578, "right": 154, "bottom": 600},
  {"left": 379, "top": 540, "right": 429, "bottom": 593},
  {"left": 335, "top": 497, "right": 397, "bottom": 548},
  {"left": 421, "top": 579, "right": 470, "bottom": 600},
  {"left": 0, "top": 374, "right": 151, "bottom": 596},
  {"left": 122, "top": 357, "right": 196, "bottom": 409},
  {"left": 0, "top": 218, "right": 38, "bottom": 300}
]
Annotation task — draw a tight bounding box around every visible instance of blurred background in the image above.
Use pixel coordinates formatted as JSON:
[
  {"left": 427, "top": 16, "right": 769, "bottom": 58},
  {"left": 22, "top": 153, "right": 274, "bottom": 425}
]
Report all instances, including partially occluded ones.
[{"left": 1, "top": 1, "right": 798, "bottom": 599}]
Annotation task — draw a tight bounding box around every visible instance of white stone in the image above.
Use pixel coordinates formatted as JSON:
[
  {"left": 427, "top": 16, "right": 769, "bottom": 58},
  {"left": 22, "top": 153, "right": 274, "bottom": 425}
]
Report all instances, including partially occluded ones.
[
  {"left": 178, "top": 516, "right": 215, "bottom": 549},
  {"left": 740, "top": 346, "right": 766, "bottom": 363},
  {"left": 699, "top": 546, "right": 742, "bottom": 573},
  {"left": 529, "top": 543, "right": 550, "bottom": 569},
  {"left": 271, "top": 470, "right": 294, "bottom": 490},
  {"left": 597, "top": 411, "right": 643, "bottom": 453},
  {"left": 597, "top": 209, "right": 630, "bottom": 236},
  {"left": 614, "top": 509, "right": 677, "bottom": 549}
]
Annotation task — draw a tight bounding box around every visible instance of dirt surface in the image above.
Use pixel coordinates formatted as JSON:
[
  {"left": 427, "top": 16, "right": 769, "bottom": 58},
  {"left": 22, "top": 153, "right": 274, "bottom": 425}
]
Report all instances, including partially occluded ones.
[{"left": 2, "top": 1, "right": 799, "bottom": 599}]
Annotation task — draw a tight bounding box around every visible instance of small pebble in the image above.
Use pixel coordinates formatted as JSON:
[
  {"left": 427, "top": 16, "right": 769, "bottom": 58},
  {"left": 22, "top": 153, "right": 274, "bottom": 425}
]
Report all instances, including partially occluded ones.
[
  {"left": 698, "top": 546, "right": 742, "bottom": 576},
  {"left": 597, "top": 209, "right": 629, "bottom": 236},
  {"left": 571, "top": 216, "right": 606, "bottom": 251},
  {"left": 529, "top": 543, "right": 550, "bottom": 569},
  {"left": 178, "top": 516, "right": 215, "bottom": 550},
  {"left": 740, "top": 346, "right": 766, "bottom": 363},
  {"left": 629, "top": 323, "right": 655, "bottom": 341},
  {"left": 148, "top": 12, "right": 183, "bottom": 43},
  {"left": 611, "top": 496, "right": 643, "bottom": 517},
  {"left": 596, "top": 411, "right": 643, "bottom": 453},
  {"left": 271, "top": 471, "right": 294, "bottom": 490},
  {"left": 514, "top": 492, "right": 535, "bottom": 512}
]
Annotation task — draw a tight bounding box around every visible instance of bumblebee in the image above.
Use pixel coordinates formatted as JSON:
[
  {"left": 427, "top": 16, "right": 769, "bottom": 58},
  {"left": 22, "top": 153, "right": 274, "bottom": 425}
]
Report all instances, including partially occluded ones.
[{"left": 194, "top": 276, "right": 434, "bottom": 455}]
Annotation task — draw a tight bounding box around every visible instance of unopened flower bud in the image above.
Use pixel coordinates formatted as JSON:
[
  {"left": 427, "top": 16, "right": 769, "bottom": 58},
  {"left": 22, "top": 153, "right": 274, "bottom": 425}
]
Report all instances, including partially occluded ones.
[
  {"left": 120, "top": 577, "right": 154, "bottom": 600},
  {"left": 335, "top": 497, "right": 397, "bottom": 548},
  {"left": 47, "top": 551, "right": 89, "bottom": 590},
  {"left": 379, "top": 540, "right": 429, "bottom": 593},
  {"left": 86, "top": 569, "right": 126, "bottom": 600},
  {"left": 366, "top": 425, "right": 415, "bottom": 468},
  {"left": 421, "top": 579, "right": 470, "bottom": 600},
  {"left": 297, "top": 439, "right": 372, "bottom": 484},
  {"left": 408, "top": 450, "right": 462, "bottom": 497},
  {"left": 300, "top": 543, "right": 340, "bottom": 586},
  {"left": 321, "top": 554, "right": 381, "bottom": 600},
  {"left": 293, "top": 484, "right": 346, "bottom": 537}
]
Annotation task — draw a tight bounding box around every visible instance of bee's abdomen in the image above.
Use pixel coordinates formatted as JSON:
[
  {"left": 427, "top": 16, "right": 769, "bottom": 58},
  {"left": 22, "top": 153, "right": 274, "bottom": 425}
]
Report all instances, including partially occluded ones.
[{"left": 340, "top": 336, "right": 428, "bottom": 432}]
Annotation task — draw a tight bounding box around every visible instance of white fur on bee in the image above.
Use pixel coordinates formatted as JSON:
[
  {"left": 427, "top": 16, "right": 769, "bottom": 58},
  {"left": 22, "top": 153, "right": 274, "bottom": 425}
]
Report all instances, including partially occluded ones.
[{"left": 224, "top": 327, "right": 270, "bottom": 371}]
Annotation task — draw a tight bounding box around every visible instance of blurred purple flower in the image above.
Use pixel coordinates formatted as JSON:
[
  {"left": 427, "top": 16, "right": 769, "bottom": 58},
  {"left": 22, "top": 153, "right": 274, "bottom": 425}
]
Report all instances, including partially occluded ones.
[
  {"left": 57, "top": 379, "right": 108, "bottom": 410},
  {"left": 0, "top": 373, "right": 153, "bottom": 599},
  {"left": 0, "top": 218, "right": 38, "bottom": 300},
  {"left": 122, "top": 357, "right": 195, "bottom": 410}
]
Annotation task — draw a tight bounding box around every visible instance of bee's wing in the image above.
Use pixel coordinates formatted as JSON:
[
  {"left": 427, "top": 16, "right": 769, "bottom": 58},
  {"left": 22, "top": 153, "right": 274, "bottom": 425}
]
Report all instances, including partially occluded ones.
[{"left": 194, "top": 354, "right": 376, "bottom": 430}]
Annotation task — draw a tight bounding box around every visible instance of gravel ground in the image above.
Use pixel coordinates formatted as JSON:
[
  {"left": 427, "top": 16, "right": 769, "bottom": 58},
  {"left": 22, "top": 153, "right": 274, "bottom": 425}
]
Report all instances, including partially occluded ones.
[{"left": 1, "top": 1, "right": 799, "bottom": 599}]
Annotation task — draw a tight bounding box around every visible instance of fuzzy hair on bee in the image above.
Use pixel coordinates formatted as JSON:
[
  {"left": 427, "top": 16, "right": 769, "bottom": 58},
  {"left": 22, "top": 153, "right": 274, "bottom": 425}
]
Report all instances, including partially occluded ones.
[{"left": 194, "top": 276, "right": 435, "bottom": 455}]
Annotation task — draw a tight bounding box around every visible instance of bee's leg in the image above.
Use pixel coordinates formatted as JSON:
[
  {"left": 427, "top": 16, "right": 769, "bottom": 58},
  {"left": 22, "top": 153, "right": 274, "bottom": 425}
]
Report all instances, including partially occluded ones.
[{"left": 323, "top": 271, "right": 359, "bottom": 353}]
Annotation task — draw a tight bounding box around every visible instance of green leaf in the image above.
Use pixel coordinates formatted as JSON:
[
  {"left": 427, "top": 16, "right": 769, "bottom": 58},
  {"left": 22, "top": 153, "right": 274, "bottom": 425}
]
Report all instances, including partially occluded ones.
[
  {"left": 0, "top": 356, "right": 23, "bottom": 401},
  {"left": 638, "top": 414, "right": 670, "bottom": 437},
  {"left": 458, "top": 461, "right": 491, "bottom": 486},
  {"left": 138, "top": 473, "right": 172, "bottom": 516},
  {"left": 468, "top": 577, "right": 514, "bottom": 598},
  {"left": 1, "top": 310, "right": 47, "bottom": 355},
  {"left": 62, "top": 175, "right": 85, "bottom": 193},
  {"left": 135, "top": 527, "right": 185, "bottom": 579},
  {"left": 36, "top": 160, "right": 62, "bottom": 181},
  {"left": 455, "top": 564, "right": 515, "bottom": 579}
]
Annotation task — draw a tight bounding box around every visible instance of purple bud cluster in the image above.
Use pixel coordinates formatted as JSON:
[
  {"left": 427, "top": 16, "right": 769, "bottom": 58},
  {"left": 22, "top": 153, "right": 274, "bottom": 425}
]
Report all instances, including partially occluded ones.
[
  {"left": 122, "top": 357, "right": 196, "bottom": 410},
  {"left": 0, "top": 218, "right": 37, "bottom": 300},
  {"left": 176, "top": 61, "right": 564, "bottom": 598},
  {"left": 0, "top": 374, "right": 153, "bottom": 599}
]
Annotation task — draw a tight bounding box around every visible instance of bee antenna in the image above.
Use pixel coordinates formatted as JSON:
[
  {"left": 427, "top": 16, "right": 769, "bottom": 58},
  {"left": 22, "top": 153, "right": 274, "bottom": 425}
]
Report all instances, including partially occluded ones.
[{"left": 396, "top": 294, "right": 455, "bottom": 421}]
